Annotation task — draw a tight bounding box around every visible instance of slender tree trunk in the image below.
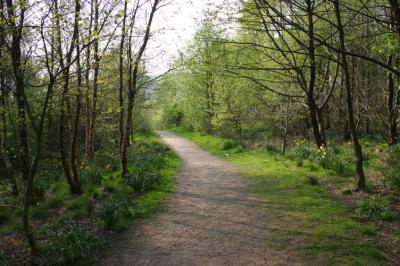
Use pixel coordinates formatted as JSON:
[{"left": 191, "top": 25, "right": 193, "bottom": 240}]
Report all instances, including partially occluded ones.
[
  {"left": 119, "top": 0, "right": 128, "bottom": 149},
  {"left": 281, "top": 98, "right": 291, "bottom": 155},
  {"left": 306, "top": 0, "right": 326, "bottom": 148},
  {"left": 121, "top": 0, "right": 160, "bottom": 177},
  {"left": 85, "top": 0, "right": 94, "bottom": 160},
  {"left": 334, "top": 0, "right": 366, "bottom": 190},
  {"left": 87, "top": 0, "right": 99, "bottom": 160},
  {"left": 0, "top": 5, "right": 18, "bottom": 196},
  {"left": 388, "top": 60, "right": 398, "bottom": 145},
  {"left": 71, "top": 0, "right": 83, "bottom": 181},
  {"left": 55, "top": 0, "right": 81, "bottom": 194},
  {"left": 5, "top": 0, "right": 38, "bottom": 255}
]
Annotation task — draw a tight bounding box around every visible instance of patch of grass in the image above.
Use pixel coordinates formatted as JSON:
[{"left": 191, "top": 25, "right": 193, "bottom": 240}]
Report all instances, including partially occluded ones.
[
  {"left": 357, "top": 224, "right": 377, "bottom": 236},
  {"left": 132, "top": 147, "right": 181, "bottom": 219},
  {"left": 220, "top": 139, "right": 236, "bottom": 150},
  {"left": 96, "top": 194, "right": 134, "bottom": 231},
  {"left": 171, "top": 128, "right": 386, "bottom": 265},
  {"left": 45, "top": 223, "right": 104, "bottom": 264},
  {"left": 356, "top": 196, "right": 399, "bottom": 221},
  {"left": 0, "top": 249, "right": 8, "bottom": 266},
  {"left": 48, "top": 181, "right": 69, "bottom": 209},
  {"left": 30, "top": 205, "right": 49, "bottom": 221},
  {"left": 305, "top": 175, "right": 319, "bottom": 186},
  {"left": 65, "top": 194, "right": 93, "bottom": 212}
]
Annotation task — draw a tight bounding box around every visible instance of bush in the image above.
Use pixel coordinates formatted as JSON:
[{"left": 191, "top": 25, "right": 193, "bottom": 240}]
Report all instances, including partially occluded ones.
[
  {"left": 124, "top": 140, "right": 167, "bottom": 193},
  {"left": 312, "top": 145, "right": 350, "bottom": 175},
  {"left": 65, "top": 194, "right": 92, "bottom": 213},
  {"left": 356, "top": 196, "right": 399, "bottom": 221},
  {"left": 46, "top": 223, "right": 104, "bottom": 264},
  {"left": 288, "top": 142, "right": 351, "bottom": 175},
  {"left": 33, "top": 176, "right": 53, "bottom": 201},
  {"left": 81, "top": 166, "right": 103, "bottom": 187},
  {"left": 93, "top": 151, "right": 119, "bottom": 172},
  {"left": 96, "top": 195, "right": 135, "bottom": 231},
  {"left": 220, "top": 140, "right": 236, "bottom": 150},
  {"left": 30, "top": 206, "right": 49, "bottom": 220},
  {"left": 383, "top": 145, "right": 400, "bottom": 189},
  {"left": 287, "top": 142, "right": 312, "bottom": 163},
  {"left": 305, "top": 175, "right": 319, "bottom": 186},
  {"left": 0, "top": 250, "right": 8, "bottom": 266}
]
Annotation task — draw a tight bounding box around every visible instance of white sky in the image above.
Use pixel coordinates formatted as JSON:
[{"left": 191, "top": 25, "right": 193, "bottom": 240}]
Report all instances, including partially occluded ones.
[{"left": 146, "top": 0, "right": 226, "bottom": 75}]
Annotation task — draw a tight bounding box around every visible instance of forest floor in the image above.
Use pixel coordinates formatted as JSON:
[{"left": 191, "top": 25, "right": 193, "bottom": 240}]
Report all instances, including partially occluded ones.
[{"left": 99, "top": 131, "right": 298, "bottom": 265}]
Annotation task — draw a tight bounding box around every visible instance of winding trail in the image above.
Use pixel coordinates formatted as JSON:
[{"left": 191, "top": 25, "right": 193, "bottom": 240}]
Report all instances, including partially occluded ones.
[{"left": 100, "top": 131, "right": 297, "bottom": 265}]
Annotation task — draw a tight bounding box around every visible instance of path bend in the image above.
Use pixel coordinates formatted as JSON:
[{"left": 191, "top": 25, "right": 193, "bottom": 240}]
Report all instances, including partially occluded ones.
[{"left": 100, "top": 131, "right": 298, "bottom": 265}]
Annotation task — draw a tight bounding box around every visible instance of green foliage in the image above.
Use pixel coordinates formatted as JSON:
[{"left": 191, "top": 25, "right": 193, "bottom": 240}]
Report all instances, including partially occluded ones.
[
  {"left": 48, "top": 181, "right": 69, "bottom": 209},
  {"left": 124, "top": 139, "right": 167, "bottom": 193},
  {"left": 95, "top": 195, "right": 135, "bottom": 231},
  {"left": 305, "top": 175, "right": 318, "bottom": 186},
  {"left": 45, "top": 223, "right": 104, "bottom": 264},
  {"left": 287, "top": 142, "right": 351, "bottom": 175},
  {"left": 81, "top": 166, "right": 103, "bottom": 187},
  {"left": 0, "top": 250, "right": 8, "bottom": 266},
  {"left": 30, "top": 206, "right": 49, "bottom": 221},
  {"left": 382, "top": 145, "right": 400, "bottom": 189},
  {"left": 311, "top": 145, "right": 350, "bottom": 175},
  {"left": 356, "top": 196, "right": 399, "bottom": 221},
  {"left": 220, "top": 140, "right": 236, "bottom": 150},
  {"left": 65, "top": 194, "right": 92, "bottom": 213},
  {"left": 287, "top": 142, "right": 312, "bottom": 163}
]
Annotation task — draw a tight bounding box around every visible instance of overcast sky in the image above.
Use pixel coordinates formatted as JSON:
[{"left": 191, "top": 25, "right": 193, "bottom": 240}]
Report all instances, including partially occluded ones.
[{"left": 146, "top": 0, "right": 226, "bottom": 75}]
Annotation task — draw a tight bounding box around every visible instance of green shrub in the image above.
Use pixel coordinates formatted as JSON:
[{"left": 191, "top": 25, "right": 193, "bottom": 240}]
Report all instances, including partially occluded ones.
[
  {"left": 65, "top": 194, "right": 92, "bottom": 212},
  {"left": 312, "top": 145, "right": 350, "bottom": 175},
  {"left": 49, "top": 194, "right": 64, "bottom": 209},
  {"left": 93, "top": 151, "right": 119, "bottom": 172},
  {"left": 0, "top": 250, "right": 8, "bottom": 266},
  {"left": 382, "top": 145, "right": 400, "bottom": 189},
  {"left": 81, "top": 166, "right": 103, "bottom": 187},
  {"left": 124, "top": 140, "right": 167, "bottom": 193},
  {"left": 356, "top": 196, "right": 399, "bottom": 221},
  {"left": 48, "top": 182, "right": 69, "bottom": 208},
  {"left": 287, "top": 142, "right": 312, "bottom": 163},
  {"left": 305, "top": 175, "right": 319, "bottom": 186},
  {"left": 30, "top": 206, "right": 49, "bottom": 220},
  {"left": 33, "top": 175, "right": 53, "bottom": 201},
  {"left": 46, "top": 223, "right": 104, "bottom": 264},
  {"left": 220, "top": 140, "right": 236, "bottom": 150},
  {"left": 0, "top": 209, "right": 12, "bottom": 226},
  {"left": 96, "top": 195, "right": 135, "bottom": 231},
  {"left": 357, "top": 225, "right": 377, "bottom": 236}
]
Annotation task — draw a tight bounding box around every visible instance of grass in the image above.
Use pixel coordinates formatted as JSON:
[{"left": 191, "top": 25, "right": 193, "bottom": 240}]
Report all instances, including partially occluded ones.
[
  {"left": 0, "top": 132, "right": 182, "bottom": 265},
  {"left": 170, "top": 127, "right": 387, "bottom": 265}
]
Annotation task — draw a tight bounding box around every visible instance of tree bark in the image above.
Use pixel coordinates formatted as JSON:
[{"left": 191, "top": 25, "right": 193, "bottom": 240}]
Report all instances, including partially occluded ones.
[
  {"left": 119, "top": 0, "right": 128, "bottom": 150},
  {"left": 334, "top": 0, "right": 366, "bottom": 190},
  {"left": 121, "top": 0, "right": 160, "bottom": 177},
  {"left": 55, "top": 0, "right": 81, "bottom": 194},
  {"left": 87, "top": 0, "right": 99, "bottom": 160},
  {"left": 5, "top": 0, "right": 38, "bottom": 255}
]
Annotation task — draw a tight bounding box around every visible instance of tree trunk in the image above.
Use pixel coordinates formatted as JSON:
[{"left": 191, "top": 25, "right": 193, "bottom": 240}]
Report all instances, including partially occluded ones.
[
  {"left": 119, "top": 0, "right": 128, "bottom": 149},
  {"left": 87, "top": 0, "right": 99, "bottom": 160},
  {"left": 388, "top": 61, "right": 398, "bottom": 145},
  {"left": 308, "top": 99, "right": 326, "bottom": 148},
  {"left": 55, "top": 0, "right": 81, "bottom": 195},
  {"left": 71, "top": 0, "right": 83, "bottom": 182},
  {"left": 120, "top": 0, "right": 160, "bottom": 177},
  {"left": 334, "top": 0, "right": 366, "bottom": 190},
  {"left": 5, "top": 0, "right": 38, "bottom": 255}
]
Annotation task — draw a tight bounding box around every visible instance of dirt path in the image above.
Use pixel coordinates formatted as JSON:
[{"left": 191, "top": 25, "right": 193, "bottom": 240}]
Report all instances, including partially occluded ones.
[{"left": 100, "top": 131, "right": 298, "bottom": 265}]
